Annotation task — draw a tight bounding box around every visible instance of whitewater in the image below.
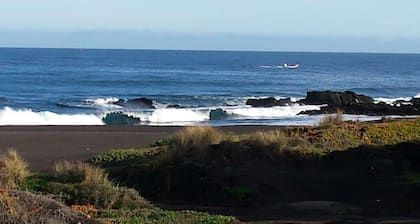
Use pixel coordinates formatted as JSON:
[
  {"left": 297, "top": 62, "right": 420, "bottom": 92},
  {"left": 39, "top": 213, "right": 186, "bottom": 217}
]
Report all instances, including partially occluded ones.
[{"left": 0, "top": 48, "right": 419, "bottom": 125}]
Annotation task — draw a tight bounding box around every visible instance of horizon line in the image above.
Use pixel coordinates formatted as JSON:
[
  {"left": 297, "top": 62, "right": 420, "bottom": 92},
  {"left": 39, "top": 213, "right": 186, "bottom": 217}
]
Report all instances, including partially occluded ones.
[{"left": 1, "top": 46, "right": 419, "bottom": 55}]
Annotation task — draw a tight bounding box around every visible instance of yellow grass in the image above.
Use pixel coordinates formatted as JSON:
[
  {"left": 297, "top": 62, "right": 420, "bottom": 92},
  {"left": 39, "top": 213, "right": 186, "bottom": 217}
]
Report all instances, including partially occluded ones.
[
  {"left": 53, "top": 161, "right": 109, "bottom": 184},
  {"left": 172, "top": 126, "right": 223, "bottom": 151},
  {"left": 0, "top": 149, "right": 29, "bottom": 189}
]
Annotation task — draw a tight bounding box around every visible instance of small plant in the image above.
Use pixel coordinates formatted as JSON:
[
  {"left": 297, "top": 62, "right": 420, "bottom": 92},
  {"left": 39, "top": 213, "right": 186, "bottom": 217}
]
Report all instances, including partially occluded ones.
[
  {"left": 50, "top": 161, "right": 149, "bottom": 210},
  {"left": 0, "top": 149, "right": 29, "bottom": 189},
  {"left": 53, "top": 161, "right": 109, "bottom": 184},
  {"left": 318, "top": 109, "right": 344, "bottom": 128},
  {"left": 245, "top": 130, "right": 288, "bottom": 147},
  {"left": 51, "top": 161, "right": 119, "bottom": 208},
  {"left": 172, "top": 126, "right": 223, "bottom": 151}
]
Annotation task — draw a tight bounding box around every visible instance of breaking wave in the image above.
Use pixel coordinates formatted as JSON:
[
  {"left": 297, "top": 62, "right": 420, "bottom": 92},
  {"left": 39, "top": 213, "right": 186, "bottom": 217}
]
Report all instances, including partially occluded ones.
[
  {"left": 225, "top": 105, "right": 320, "bottom": 118},
  {"left": 130, "top": 108, "right": 209, "bottom": 123},
  {"left": 373, "top": 93, "right": 419, "bottom": 105},
  {"left": 85, "top": 97, "right": 121, "bottom": 108},
  {"left": 0, "top": 107, "right": 104, "bottom": 125}
]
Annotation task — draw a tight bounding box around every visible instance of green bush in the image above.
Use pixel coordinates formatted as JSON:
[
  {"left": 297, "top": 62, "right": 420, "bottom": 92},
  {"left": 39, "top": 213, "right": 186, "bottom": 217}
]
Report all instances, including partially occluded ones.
[{"left": 90, "top": 148, "right": 161, "bottom": 164}]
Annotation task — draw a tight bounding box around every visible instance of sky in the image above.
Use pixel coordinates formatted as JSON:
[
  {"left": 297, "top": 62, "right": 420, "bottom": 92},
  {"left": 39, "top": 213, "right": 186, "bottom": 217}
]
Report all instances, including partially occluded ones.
[{"left": 1, "top": 0, "right": 420, "bottom": 53}]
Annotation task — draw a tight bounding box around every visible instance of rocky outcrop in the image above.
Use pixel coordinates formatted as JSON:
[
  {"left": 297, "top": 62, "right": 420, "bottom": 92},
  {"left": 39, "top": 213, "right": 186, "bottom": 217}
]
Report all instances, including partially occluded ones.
[
  {"left": 298, "top": 91, "right": 374, "bottom": 106},
  {"left": 411, "top": 97, "right": 420, "bottom": 106},
  {"left": 102, "top": 112, "right": 141, "bottom": 125},
  {"left": 299, "top": 91, "right": 420, "bottom": 116},
  {"left": 246, "top": 97, "right": 293, "bottom": 107},
  {"left": 114, "top": 97, "right": 155, "bottom": 109}
]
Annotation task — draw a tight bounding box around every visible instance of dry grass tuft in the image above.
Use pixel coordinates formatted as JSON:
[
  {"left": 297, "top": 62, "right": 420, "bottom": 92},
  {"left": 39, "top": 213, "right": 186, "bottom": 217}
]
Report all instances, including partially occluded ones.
[
  {"left": 53, "top": 161, "right": 109, "bottom": 184},
  {"left": 51, "top": 161, "right": 150, "bottom": 209},
  {"left": 0, "top": 149, "right": 29, "bottom": 190},
  {"left": 172, "top": 126, "right": 223, "bottom": 151},
  {"left": 243, "top": 130, "right": 313, "bottom": 157},
  {"left": 245, "top": 130, "right": 289, "bottom": 147},
  {"left": 318, "top": 109, "right": 344, "bottom": 128}
]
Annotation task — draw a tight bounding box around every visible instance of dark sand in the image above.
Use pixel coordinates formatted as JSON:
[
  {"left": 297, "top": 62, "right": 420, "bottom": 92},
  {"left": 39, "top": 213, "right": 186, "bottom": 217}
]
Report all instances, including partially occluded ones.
[{"left": 0, "top": 125, "right": 283, "bottom": 171}]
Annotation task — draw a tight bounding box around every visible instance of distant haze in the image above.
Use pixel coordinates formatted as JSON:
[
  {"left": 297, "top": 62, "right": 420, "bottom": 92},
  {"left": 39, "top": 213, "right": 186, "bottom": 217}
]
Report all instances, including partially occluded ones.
[
  {"left": 1, "top": 30, "right": 419, "bottom": 53},
  {"left": 1, "top": 0, "right": 420, "bottom": 53}
]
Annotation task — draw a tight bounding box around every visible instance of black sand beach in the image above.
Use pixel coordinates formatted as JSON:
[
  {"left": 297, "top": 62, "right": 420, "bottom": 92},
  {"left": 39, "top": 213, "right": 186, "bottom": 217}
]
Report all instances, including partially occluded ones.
[{"left": 0, "top": 125, "right": 284, "bottom": 171}]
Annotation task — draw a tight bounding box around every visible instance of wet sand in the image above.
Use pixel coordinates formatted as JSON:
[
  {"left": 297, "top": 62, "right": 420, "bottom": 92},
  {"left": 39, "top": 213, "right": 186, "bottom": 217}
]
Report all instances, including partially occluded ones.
[{"left": 0, "top": 125, "right": 284, "bottom": 171}]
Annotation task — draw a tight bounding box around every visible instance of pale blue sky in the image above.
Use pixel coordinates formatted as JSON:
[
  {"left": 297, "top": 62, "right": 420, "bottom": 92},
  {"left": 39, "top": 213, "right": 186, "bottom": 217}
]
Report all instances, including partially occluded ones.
[{"left": 1, "top": 0, "right": 420, "bottom": 52}]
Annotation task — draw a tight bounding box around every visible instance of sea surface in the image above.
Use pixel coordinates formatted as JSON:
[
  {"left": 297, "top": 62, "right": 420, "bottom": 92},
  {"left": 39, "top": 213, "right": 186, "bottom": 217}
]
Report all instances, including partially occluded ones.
[{"left": 0, "top": 48, "right": 419, "bottom": 125}]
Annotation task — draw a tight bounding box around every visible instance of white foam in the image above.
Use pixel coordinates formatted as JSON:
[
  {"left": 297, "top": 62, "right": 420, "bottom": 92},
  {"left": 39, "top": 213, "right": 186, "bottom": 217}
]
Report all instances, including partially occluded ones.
[
  {"left": 0, "top": 107, "right": 104, "bottom": 125},
  {"left": 374, "top": 97, "right": 412, "bottom": 105},
  {"left": 86, "top": 97, "right": 121, "bottom": 108},
  {"left": 225, "top": 105, "right": 321, "bottom": 118},
  {"left": 130, "top": 108, "right": 209, "bottom": 123},
  {"left": 414, "top": 93, "right": 420, "bottom": 98}
]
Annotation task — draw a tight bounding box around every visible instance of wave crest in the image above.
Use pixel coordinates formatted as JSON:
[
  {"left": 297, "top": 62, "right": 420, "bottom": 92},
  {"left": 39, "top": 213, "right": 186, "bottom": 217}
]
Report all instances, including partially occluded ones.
[{"left": 0, "top": 107, "right": 104, "bottom": 125}]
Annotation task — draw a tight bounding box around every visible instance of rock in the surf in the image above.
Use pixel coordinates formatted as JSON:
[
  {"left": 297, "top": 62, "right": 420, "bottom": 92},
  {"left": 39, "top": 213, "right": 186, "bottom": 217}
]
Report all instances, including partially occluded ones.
[
  {"left": 210, "top": 108, "right": 229, "bottom": 120},
  {"left": 246, "top": 97, "right": 293, "bottom": 107},
  {"left": 299, "top": 91, "right": 420, "bottom": 116},
  {"left": 114, "top": 97, "right": 155, "bottom": 109},
  {"left": 299, "top": 90, "right": 373, "bottom": 106},
  {"left": 167, "top": 104, "right": 183, "bottom": 109},
  {"left": 102, "top": 112, "right": 141, "bottom": 125}
]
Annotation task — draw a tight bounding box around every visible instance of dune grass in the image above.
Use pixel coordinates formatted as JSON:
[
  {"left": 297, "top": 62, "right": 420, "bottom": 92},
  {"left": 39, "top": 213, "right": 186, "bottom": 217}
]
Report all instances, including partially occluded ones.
[
  {"left": 0, "top": 149, "right": 29, "bottom": 189},
  {"left": 53, "top": 161, "right": 110, "bottom": 184},
  {"left": 49, "top": 161, "right": 150, "bottom": 209},
  {"left": 172, "top": 126, "right": 224, "bottom": 151},
  {"left": 318, "top": 109, "right": 344, "bottom": 128}
]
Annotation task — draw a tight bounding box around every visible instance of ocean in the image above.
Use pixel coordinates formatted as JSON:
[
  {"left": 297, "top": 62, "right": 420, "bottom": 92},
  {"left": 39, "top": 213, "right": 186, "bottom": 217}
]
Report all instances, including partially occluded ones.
[{"left": 0, "top": 48, "right": 419, "bottom": 126}]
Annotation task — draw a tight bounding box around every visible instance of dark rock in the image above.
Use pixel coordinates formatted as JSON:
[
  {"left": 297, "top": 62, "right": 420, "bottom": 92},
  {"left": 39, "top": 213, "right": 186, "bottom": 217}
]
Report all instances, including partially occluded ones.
[
  {"left": 411, "top": 97, "right": 420, "bottom": 106},
  {"left": 299, "top": 91, "right": 420, "bottom": 116},
  {"left": 299, "top": 90, "right": 373, "bottom": 106},
  {"left": 102, "top": 112, "right": 141, "bottom": 125},
  {"left": 246, "top": 97, "right": 293, "bottom": 107},
  {"left": 114, "top": 97, "right": 155, "bottom": 109},
  {"left": 210, "top": 108, "right": 229, "bottom": 120},
  {"left": 167, "top": 104, "right": 183, "bottom": 109}
]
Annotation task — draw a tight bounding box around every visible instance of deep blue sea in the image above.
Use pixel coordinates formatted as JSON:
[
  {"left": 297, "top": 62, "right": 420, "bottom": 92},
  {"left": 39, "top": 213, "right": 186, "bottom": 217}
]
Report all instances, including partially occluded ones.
[{"left": 0, "top": 48, "right": 419, "bottom": 125}]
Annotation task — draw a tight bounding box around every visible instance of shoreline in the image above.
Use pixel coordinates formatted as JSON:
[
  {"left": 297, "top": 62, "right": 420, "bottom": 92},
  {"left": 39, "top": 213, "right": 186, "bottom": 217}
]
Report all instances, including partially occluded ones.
[{"left": 0, "top": 125, "right": 288, "bottom": 171}]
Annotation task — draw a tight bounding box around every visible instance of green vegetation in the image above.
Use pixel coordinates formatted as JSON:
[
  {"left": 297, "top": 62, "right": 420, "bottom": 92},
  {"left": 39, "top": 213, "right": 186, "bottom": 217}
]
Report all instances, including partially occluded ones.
[
  {"left": 47, "top": 161, "right": 150, "bottom": 209},
  {"left": 97, "top": 208, "right": 238, "bottom": 224},
  {"left": 1, "top": 150, "right": 235, "bottom": 223},
  {"left": 90, "top": 118, "right": 420, "bottom": 217},
  {"left": 90, "top": 147, "right": 161, "bottom": 164},
  {"left": 2, "top": 118, "right": 420, "bottom": 222}
]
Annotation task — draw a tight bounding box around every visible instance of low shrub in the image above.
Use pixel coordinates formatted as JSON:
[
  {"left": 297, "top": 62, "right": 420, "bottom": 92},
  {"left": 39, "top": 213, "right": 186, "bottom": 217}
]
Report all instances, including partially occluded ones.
[
  {"left": 113, "top": 187, "right": 150, "bottom": 209},
  {"left": 89, "top": 147, "right": 161, "bottom": 164},
  {"left": 0, "top": 149, "right": 29, "bottom": 189},
  {"left": 96, "top": 208, "right": 238, "bottom": 224},
  {"left": 50, "top": 161, "right": 149, "bottom": 210},
  {"left": 53, "top": 161, "right": 109, "bottom": 184},
  {"left": 171, "top": 126, "right": 223, "bottom": 152}
]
